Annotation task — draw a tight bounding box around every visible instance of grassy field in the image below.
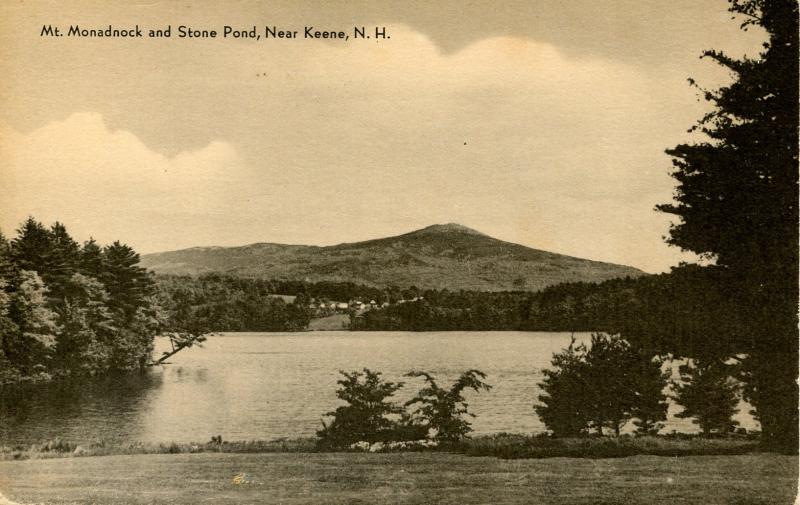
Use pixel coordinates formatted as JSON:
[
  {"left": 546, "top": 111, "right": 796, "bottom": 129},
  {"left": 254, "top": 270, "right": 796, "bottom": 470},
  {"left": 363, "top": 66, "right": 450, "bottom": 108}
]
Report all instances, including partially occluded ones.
[
  {"left": 0, "top": 452, "right": 796, "bottom": 505},
  {"left": 307, "top": 314, "right": 350, "bottom": 331}
]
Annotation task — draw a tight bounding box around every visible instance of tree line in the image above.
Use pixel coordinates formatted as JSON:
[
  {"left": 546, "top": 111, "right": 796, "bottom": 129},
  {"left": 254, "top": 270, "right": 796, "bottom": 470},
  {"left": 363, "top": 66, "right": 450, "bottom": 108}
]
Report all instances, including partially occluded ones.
[
  {"left": 156, "top": 274, "right": 311, "bottom": 333},
  {"left": 537, "top": 333, "right": 741, "bottom": 438},
  {"left": 0, "top": 218, "right": 160, "bottom": 383}
]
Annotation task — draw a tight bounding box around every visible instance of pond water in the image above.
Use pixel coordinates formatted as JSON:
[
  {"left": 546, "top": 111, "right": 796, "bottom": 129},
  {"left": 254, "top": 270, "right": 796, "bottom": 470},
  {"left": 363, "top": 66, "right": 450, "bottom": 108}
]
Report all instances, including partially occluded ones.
[{"left": 0, "top": 332, "right": 756, "bottom": 445}]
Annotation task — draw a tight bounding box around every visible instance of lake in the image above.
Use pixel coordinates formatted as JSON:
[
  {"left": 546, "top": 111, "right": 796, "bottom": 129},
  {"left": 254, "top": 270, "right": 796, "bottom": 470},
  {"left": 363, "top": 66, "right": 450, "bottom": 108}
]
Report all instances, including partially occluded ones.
[{"left": 0, "top": 332, "right": 756, "bottom": 446}]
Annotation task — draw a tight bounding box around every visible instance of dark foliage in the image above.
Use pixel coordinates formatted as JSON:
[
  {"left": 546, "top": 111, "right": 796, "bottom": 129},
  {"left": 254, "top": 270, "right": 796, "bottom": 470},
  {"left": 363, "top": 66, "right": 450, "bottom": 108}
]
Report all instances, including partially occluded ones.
[
  {"left": 673, "top": 359, "right": 740, "bottom": 436},
  {"left": 456, "top": 433, "right": 758, "bottom": 460},
  {"left": 404, "top": 370, "right": 491, "bottom": 442},
  {"left": 534, "top": 338, "right": 592, "bottom": 437},
  {"left": 655, "top": 0, "right": 798, "bottom": 451},
  {"left": 0, "top": 218, "right": 161, "bottom": 382},
  {"left": 155, "top": 274, "right": 312, "bottom": 333},
  {"left": 316, "top": 368, "right": 406, "bottom": 449},
  {"left": 535, "top": 334, "right": 669, "bottom": 437}
]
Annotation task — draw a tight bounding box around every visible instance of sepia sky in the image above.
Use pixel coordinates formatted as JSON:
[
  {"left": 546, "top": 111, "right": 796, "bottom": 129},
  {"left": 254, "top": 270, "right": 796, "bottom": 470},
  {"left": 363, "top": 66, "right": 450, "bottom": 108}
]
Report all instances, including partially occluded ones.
[{"left": 0, "top": 0, "right": 766, "bottom": 272}]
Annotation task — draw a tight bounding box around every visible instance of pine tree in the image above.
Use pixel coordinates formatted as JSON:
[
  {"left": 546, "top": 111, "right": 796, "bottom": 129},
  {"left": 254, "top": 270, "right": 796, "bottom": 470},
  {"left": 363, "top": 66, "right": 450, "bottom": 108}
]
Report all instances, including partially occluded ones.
[
  {"left": 673, "top": 359, "right": 740, "bottom": 436},
  {"left": 101, "top": 241, "right": 153, "bottom": 320},
  {"left": 535, "top": 337, "right": 592, "bottom": 437},
  {"left": 536, "top": 334, "right": 669, "bottom": 437},
  {"left": 11, "top": 217, "right": 54, "bottom": 276},
  {"left": 79, "top": 238, "right": 104, "bottom": 278},
  {"left": 657, "top": 0, "right": 798, "bottom": 450},
  {"left": 45, "top": 222, "right": 81, "bottom": 300},
  {"left": 630, "top": 354, "right": 670, "bottom": 436}
]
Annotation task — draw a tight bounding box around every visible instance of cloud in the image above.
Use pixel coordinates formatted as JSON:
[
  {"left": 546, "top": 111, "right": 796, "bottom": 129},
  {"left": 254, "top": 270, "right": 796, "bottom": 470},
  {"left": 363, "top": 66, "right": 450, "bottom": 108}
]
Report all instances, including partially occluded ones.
[
  {"left": 0, "top": 23, "right": 702, "bottom": 271},
  {"left": 1, "top": 113, "right": 246, "bottom": 248}
]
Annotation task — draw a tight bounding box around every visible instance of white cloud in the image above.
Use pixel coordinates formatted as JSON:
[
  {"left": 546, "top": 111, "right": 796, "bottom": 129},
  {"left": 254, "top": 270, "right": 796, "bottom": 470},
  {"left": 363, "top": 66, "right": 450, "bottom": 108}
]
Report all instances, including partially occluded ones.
[
  {"left": 1, "top": 113, "right": 246, "bottom": 248},
  {"left": 0, "top": 24, "right": 702, "bottom": 271}
]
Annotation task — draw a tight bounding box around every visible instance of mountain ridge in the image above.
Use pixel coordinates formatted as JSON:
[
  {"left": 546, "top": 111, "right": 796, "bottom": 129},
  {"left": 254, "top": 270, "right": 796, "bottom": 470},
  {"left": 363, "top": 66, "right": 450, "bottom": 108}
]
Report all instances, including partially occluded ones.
[{"left": 140, "top": 224, "right": 645, "bottom": 292}]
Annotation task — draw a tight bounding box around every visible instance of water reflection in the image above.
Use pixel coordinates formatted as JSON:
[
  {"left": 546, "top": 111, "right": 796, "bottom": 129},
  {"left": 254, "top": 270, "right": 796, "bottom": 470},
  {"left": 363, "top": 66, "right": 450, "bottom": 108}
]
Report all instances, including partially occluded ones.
[{"left": 0, "top": 371, "right": 163, "bottom": 446}]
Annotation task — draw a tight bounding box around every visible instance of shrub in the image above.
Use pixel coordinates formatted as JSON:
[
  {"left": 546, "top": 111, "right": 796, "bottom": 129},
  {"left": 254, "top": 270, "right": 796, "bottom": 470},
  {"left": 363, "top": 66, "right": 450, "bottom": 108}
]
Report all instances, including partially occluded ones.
[
  {"left": 316, "top": 368, "right": 405, "bottom": 449},
  {"left": 404, "top": 369, "right": 491, "bottom": 442}
]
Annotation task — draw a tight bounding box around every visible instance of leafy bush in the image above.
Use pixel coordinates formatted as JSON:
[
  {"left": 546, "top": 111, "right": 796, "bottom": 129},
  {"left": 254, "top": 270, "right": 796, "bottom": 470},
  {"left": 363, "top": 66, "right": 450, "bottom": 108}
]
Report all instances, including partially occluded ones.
[
  {"left": 316, "top": 368, "right": 405, "bottom": 449},
  {"left": 404, "top": 370, "right": 491, "bottom": 442}
]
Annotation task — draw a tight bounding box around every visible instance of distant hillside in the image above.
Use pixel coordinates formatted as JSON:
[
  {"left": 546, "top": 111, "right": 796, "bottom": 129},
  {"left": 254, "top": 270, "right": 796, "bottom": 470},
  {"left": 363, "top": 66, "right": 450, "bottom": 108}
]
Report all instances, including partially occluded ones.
[{"left": 140, "top": 223, "right": 645, "bottom": 292}]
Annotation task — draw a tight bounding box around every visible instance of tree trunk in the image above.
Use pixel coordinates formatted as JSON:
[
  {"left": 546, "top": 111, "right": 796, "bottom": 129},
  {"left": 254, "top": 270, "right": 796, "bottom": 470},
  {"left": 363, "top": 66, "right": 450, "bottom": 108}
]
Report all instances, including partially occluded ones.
[
  {"left": 148, "top": 334, "right": 205, "bottom": 366},
  {"left": 748, "top": 350, "right": 799, "bottom": 453}
]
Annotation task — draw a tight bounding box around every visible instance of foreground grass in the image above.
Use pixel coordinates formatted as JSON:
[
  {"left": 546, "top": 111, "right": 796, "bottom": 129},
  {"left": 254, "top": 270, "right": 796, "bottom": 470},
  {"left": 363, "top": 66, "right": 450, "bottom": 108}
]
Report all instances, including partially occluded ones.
[
  {"left": 0, "top": 452, "right": 796, "bottom": 505},
  {"left": 307, "top": 314, "right": 350, "bottom": 330}
]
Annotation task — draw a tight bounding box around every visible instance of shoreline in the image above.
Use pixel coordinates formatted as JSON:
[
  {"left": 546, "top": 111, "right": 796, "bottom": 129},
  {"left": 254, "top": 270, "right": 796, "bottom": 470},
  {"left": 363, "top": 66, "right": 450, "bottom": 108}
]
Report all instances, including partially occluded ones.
[{"left": 1, "top": 434, "right": 767, "bottom": 462}]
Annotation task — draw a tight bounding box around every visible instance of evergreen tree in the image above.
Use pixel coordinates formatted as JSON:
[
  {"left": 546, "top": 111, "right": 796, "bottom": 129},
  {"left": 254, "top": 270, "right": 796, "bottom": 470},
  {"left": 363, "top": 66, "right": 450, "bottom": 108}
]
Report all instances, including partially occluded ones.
[
  {"left": 535, "top": 337, "right": 592, "bottom": 437},
  {"left": 630, "top": 354, "right": 670, "bottom": 436},
  {"left": 0, "top": 231, "right": 16, "bottom": 280},
  {"left": 47, "top": 222, "right": 81, "bottom": 298},
  {"left": 536, "top": 334, "right": 669, "bottom": 437},
  {"left": 79, "top": 238, "right": 104, "bottom": 278},
  {"left": 657, "top": 0, "right": 798, "bottom": 450},
  {"left": 673, "top": 359, "right": 740, "bottom": 436},
  {"left": 10, "top": 219, "right": 80, "bottom": 302},
  {"left": 11, "top": 217, "right": 54, "bottom": 277},
  {"left": 580, "top": 334, "right": 639, "bottom": 435},
  {"left": 101, "top": 241, "right": 153, "bottom": 320}
]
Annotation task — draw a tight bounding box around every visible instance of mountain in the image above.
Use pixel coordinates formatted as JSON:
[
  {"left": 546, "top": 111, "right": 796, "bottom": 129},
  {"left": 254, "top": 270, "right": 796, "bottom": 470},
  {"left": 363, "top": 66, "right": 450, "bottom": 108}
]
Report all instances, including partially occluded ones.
[{"left": 140, "top": 223, "right": 645, "bottom": 292}]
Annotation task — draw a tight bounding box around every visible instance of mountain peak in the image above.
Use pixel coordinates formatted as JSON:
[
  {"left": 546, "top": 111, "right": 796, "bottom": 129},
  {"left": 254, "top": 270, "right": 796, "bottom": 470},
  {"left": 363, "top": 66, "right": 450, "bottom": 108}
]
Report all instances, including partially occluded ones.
[
  {"left": 412, "top": 223, "right": 486, "bottom": 236},
  {"left": 141, "top": 223, "right": 645, "bottom": 291}
]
